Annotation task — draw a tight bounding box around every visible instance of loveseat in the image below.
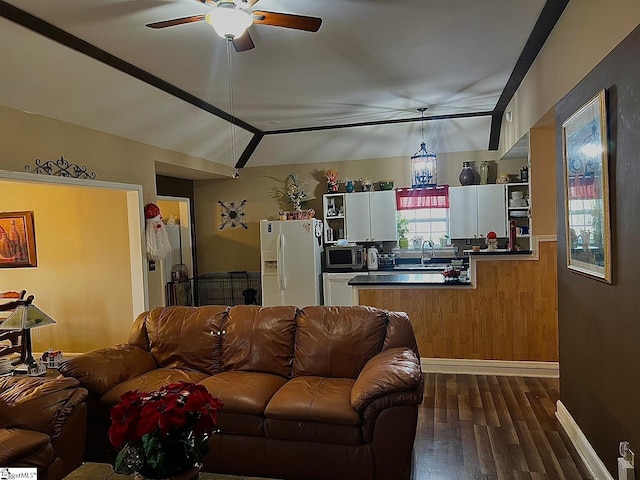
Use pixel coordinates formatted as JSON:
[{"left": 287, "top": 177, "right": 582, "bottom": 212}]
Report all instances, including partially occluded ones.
[
  {"left": 59, "top": 305, "right": 423, "bottom": 480},
  {"left": 0, "top": 375, "right": 88, "bottom": 480}
]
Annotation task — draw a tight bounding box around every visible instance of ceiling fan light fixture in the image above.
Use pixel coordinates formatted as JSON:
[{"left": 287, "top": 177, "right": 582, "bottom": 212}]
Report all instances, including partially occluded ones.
[{"left": 206, "top": 4, "right": 253, "bottom": 39}]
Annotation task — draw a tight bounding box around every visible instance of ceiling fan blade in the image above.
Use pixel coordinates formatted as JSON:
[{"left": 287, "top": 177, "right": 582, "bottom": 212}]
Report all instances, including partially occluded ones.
[
  {"left": 233, "top": 31, "right": 255, "bottom": 52},
  {"left": 252, "top": 10, "right": 322, "bottom": 32},
  {"left": 145, "top": 14, "right": 206, "bottom": 29}
]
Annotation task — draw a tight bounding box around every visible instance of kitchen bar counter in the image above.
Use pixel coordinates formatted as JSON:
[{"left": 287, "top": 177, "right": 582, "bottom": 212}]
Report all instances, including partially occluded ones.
[
  {"left": 352, "top": 240, "right": 559, "bottom": 362},
  {"left": 348, "top": 273, "right": 471, "bottom": 287}
]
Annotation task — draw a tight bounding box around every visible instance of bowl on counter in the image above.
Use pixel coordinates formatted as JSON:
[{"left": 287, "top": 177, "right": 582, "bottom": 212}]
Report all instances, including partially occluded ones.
[{"left": 379, "top": 180, "right": 395, "bottom": 190}]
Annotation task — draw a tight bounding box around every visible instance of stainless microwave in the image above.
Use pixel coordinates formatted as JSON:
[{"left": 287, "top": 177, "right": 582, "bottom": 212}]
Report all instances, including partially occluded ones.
[{"left": 325, "top": 245, "right": 364, "bottom": 270}]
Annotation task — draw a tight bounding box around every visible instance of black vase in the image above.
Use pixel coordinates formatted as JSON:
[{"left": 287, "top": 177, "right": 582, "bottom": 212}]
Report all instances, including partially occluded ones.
[{"left": 459, "top": 162, "right": 480, "bottom": 186}]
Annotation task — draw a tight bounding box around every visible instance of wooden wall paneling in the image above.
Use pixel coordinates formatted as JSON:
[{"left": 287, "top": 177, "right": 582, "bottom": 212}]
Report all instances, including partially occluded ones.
[{"left": 358, "top": 241, "right": 558, "bottom": 361}]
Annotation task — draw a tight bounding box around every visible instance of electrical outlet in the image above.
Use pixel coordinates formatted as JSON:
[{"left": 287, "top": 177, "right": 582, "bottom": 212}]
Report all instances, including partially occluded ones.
[
  {"left": 619, "top": 441, "right": 635, "bottom": 480},
  {"left": 618, "top": 457, "right": 634, "bottom": 480}
]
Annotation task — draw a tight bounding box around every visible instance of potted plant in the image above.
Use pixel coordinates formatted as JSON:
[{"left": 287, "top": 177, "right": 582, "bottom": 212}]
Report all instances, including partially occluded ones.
[
  {"left": 397, "top": 217, "right": 410, "bottom": 249},
  {"left": 109, "top": 382, "right": 223, "bottom": 480}
]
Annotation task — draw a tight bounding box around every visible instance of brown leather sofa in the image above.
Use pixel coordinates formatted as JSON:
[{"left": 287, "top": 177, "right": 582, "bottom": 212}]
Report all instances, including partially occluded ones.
[
  {"left": 0, "top": 375, "right": 88, "bottom": 480},
  {"left": 59, "top": 305, "right": 424, "bottom": 480}
]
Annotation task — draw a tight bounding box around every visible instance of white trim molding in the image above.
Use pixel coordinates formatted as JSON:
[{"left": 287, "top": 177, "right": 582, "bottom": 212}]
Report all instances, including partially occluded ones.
[
  {"left": 556, "top": 401, "right": 612, "bottom": 480},
  {"left": 556, "top": 400, "right": 614, "bottom": 480},
  {"left": 421, "top": 358, "right": 559, "bottom": 378}
]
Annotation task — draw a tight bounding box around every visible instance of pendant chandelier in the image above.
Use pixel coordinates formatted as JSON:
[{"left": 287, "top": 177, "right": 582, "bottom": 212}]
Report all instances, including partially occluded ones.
[{"left": 410, "top": 107, "right": 437, "bottom": 188}]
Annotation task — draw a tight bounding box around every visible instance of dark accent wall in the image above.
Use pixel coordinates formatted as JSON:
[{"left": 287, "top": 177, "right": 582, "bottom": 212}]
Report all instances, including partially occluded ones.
[
  {"left": 555, "top": 25, "right": 640, "bottom": 475},
  {"left": 156, "top": 175, "right": 198, "bottom": 278}
]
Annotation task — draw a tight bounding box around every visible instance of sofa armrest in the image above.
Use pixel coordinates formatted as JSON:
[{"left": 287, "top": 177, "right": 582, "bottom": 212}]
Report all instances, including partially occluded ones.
[
  {"left": 58, "top": 344, "right": 157, "bottom": 397},
  {"left": 350, "top": 347, "right": 423, "bottom": 413},
  {"left": 0, "top": 376, "right": 88, "bottom": 438}
]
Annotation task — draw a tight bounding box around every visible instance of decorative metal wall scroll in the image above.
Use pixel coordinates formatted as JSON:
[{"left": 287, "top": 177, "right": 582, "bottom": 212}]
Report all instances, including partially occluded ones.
[
  {"left": 25, "top": 156, "right": 97, "bottom": 179},
  {"left": 218, "top": 200, "right": 248, "bottom": 230}
]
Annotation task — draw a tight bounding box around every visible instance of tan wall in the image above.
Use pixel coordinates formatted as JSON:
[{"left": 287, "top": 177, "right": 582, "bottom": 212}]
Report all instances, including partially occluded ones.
[
  {"left": 0, "top": 181, "right": 135, "bottom": 352},
  {"left": 529, "top": 127, "right": 556, "bottom": 235},
  {"left": 0, "top": 105, "right": 228, "bottom": 309},
  {"left": 500, "top": 0, "right": 640, "bottom": 156}
]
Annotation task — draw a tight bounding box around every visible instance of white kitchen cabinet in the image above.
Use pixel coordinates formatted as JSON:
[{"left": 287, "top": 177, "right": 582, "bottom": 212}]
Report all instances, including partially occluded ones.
[
  {"left": 344, "top": 191, "right": 397, "bottom": 242},
  {"left": 449, "top": 187, "right": 477, "bottom": 238},
  {"left": 323, "top": 272, "right": 359, "bottom": 306},
  {"left": 449, "top": 185, "right": 507, "bottom": 238}
]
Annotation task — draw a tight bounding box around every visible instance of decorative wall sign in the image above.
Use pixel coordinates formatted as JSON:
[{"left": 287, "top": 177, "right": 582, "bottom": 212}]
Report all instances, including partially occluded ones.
[
  {"left": 0, "top": 211, "right": 37, "bottom": 267},
  {"left": 25, "top": 156, "right": 97, "bottom": 179},
  {"left": 562, "top": 89, "right": 611, "bottom": 283},
  {"left": 219, "top": 200, "right": 248, "bottom": 230}
]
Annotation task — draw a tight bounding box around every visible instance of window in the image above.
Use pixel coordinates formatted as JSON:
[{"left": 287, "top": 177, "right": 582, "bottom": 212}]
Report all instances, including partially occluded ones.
[
  {"left": 399, "top": 207, "right": 449, "bottom": 244},
  {"left": 395, "top": 186, "right": 449, "bottom": 245}
]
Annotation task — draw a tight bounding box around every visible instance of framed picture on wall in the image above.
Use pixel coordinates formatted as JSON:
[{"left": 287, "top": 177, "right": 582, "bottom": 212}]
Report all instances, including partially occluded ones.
[
  {"left": 562, "top": 89, "right": 611, "bottom": 283},
  {"left": 0, "top": 211, "right": 37, "bottom": 268}
]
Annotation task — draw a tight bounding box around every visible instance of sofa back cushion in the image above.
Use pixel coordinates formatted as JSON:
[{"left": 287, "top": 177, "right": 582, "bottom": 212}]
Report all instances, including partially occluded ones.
[
  {"left": 142, "top": 306, "right": 228, "bottom": 374},
  {"left": 292, "top": 306, "right": 388, "bottom": 379},
  {"left": 221, "top": 305, "right": 297, "bottom": 377}
]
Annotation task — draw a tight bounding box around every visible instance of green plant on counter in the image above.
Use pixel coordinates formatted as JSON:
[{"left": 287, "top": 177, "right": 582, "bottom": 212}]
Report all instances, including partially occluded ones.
[{"left": 397, "top": 217, "right": 410, "bottom": 248}]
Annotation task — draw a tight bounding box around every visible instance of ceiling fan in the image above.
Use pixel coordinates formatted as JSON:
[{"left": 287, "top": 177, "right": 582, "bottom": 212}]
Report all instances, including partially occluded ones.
[{"left": 145, "top": 0, "right": 322, "bottom": 52}]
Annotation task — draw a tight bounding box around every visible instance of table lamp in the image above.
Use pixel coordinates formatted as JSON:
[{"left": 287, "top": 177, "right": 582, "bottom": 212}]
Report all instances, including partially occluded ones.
[{"left": 0, "top": 303, "right": 57, "bottom": 373}]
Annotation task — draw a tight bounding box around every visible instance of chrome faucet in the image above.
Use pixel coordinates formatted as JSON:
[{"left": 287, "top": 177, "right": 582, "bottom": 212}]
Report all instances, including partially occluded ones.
[{"left": 421, "top": 240, "right": 435, "bottom": 266}]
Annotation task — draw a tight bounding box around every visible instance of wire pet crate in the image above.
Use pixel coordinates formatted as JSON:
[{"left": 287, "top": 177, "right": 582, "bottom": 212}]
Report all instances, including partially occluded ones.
[{"left": 194, "top": 271, "right": 261, "bottom": 306}]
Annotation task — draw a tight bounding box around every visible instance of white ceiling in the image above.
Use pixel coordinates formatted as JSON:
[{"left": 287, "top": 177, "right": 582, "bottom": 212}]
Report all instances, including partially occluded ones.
[{"left": 0, "top": 0, "right": 551, "bottom": 177}]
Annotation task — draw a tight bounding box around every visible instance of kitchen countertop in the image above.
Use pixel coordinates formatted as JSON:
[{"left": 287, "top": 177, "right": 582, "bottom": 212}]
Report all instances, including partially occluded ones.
[
  {"left": 463, "top": 249, "right": 533, "bottom": 256},
  {"left": 347, "top": 273, "right": 472, "bottom": 287}
]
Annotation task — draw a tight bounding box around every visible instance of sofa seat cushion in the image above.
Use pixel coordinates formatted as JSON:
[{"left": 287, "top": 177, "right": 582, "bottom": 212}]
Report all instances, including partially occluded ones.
[
  {"left": 0, "top": 428, "right": 54, "bottom": 467},
  {"left": 100, "top": 368, "right": 209, "bottom": 406},
  {"left": 264, "top": 377, "right": 361, "bottom": 445},
  {"left": 198, "top": 371, "right": 288, "bottom": 436}
]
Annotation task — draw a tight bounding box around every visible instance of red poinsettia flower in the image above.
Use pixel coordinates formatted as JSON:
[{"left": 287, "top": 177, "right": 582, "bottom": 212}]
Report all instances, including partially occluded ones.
[{"left": 109, "top": 382, "right": 223, "bottom": 478}]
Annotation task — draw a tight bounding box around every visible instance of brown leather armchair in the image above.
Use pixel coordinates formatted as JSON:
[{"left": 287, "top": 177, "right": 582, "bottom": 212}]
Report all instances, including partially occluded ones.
[{"left": 0, "top": 375, "right": 88, "bottom": 480}]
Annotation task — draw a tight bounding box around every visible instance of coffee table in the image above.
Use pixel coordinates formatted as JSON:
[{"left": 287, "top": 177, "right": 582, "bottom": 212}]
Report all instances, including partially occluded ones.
[{"left": 63, "top": 462, "right": 275, "bottom": 480}]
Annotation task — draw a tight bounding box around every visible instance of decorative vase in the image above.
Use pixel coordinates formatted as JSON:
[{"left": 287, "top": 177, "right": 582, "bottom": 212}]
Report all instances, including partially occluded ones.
[
  {"left": 479, "top": 161, "right": 489, "bottom": 185},
  {"left": 459, "top": 162, "right": 480, "bottom": 186},
  {"left": 327, "top": 181, "right": 338, "bottom": 193},
  {"left": 134, "top": 465, "right": 201, "bottom": 480},
  {"left": 345, "top": 180, "right": 355, "bottom": 193},
  {"left": 399, "top": 238, "right": 409, "bottom": 249}
]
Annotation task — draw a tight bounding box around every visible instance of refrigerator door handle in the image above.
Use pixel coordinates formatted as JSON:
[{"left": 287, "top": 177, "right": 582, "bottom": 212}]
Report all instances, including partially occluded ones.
[{"left": 277, "top": 233, "right": 287, "bottom": 291}]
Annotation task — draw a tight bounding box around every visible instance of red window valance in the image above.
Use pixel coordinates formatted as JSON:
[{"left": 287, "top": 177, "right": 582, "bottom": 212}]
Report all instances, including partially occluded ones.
[
  {"left": 395, "top": 185, "right": 449, "bottom": 210},
  {"left": 568, "top": 173, "right": 600, "bottom": 200}
]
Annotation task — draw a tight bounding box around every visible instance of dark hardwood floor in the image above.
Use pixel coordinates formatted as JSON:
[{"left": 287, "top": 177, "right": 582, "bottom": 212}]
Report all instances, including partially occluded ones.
[{"left": 412, "top": 373, "right": 593, "bottom": 480}]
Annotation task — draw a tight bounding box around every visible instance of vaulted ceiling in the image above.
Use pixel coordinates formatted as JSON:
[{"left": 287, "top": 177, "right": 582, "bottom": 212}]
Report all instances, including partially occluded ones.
[{"left": 0, "top": 0, "right": 567, "bottom": 177}]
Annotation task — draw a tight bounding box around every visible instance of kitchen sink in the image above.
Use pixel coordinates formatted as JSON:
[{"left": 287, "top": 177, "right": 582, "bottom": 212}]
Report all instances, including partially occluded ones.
[{"left": 392, "top": 264, "right": 447, "bottom": 271}]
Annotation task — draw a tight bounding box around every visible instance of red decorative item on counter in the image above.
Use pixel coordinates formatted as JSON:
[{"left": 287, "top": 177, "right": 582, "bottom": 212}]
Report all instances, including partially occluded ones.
[{"left": 486, "top": 231, "right": 497, "bottom": 240}]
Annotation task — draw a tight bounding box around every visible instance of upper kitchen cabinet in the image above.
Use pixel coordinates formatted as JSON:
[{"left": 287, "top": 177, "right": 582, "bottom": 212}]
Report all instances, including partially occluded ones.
[
  {"left": 449, "top": 185, "right": 507, "bottom": 238},
  {"left": 345, "top": 191, "right": 397, "bottom": 242}
]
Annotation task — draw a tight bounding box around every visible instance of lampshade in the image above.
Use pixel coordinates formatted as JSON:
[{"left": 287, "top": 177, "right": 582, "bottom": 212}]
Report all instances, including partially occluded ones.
[
  {"left": 206, "top": 4, "right": 253, "bottom": 39},
  {"left": 0, "top": 304, "right": 57, "bottom": 331}
]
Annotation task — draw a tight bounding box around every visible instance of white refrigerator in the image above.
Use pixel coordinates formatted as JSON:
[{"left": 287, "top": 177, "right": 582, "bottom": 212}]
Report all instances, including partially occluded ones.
[{"left": 260, "top": 219, "right": 323, "bottom": 307}]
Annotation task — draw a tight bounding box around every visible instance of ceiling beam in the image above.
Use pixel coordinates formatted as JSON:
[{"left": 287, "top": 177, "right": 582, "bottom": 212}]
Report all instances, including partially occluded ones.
[
  {"left": 265, "top": 111, "right": 493, "bottom": 135},
  {"left": 488, "top": 0, "right": 570, "bottom": 150}
]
